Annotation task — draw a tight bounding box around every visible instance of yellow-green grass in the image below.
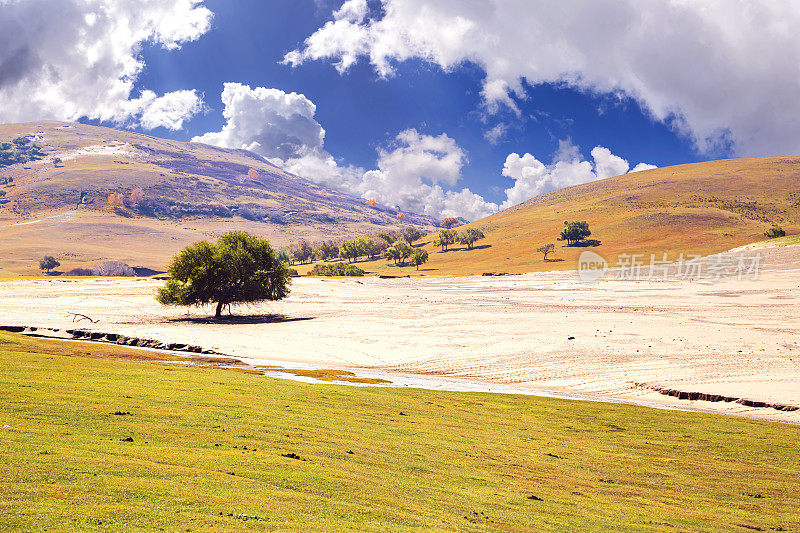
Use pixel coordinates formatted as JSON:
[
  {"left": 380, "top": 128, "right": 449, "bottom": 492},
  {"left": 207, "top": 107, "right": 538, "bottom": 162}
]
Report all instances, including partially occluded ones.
[
  {"left": 257, "top": 366, "right": 391, "bottom": 384},
  {"left": 299, "top": 157, "right": 800, "bottom": 277},
  {"left": 1, "top": 331, "right": 799, "bottom": 531},
  {"left": 759, "top": 234, "right": 800, "bottom": 247}
]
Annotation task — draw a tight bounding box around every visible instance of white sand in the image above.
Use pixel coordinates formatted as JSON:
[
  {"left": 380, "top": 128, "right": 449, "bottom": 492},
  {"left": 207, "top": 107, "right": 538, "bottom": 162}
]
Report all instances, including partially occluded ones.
[{"left": 1, "top": 244, "right": 798, "bottom": 423}]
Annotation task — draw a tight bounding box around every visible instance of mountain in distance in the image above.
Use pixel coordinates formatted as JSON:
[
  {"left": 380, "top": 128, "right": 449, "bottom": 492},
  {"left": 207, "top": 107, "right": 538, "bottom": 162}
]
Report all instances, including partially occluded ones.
[
  {"left": 0, "top": 121, "right": 435, "bottom": 274},
  {"left": 345, "top": 157, "right": 800, "bottom": 276}
]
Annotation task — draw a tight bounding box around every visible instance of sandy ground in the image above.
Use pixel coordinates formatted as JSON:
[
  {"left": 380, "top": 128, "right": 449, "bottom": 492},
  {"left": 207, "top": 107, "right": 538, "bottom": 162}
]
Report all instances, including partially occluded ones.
[{"left": 0, "top": 244, "right": 798, "bottom": 423}]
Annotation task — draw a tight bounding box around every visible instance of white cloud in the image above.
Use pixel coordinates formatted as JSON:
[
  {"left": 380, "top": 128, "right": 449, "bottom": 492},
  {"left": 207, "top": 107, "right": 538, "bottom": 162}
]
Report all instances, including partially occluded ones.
[
  {"left": 630, "top": 162, "right": 658, "bottom": 173},
  {"left": 287, "top": 0, "right": 800, "bottom": 156},
  {"left": 0, "top": 0, "right": 212, "bottom": 129},
  {"left": 194, "top": 84, "right": 654, "bottom": 220},
  {"left": 193, "top": 83, "right": 326, "bottom": 161},
  {"left": 127, "top": 89, "right": 205, "bottom": 130},
  {"left": 192, "top": 83, "right": 496, "bottom": 219},
  {"left": 483, "top": 123, "right": 508, "bottom": 145},
  {"left": 357, "top": 129, "right": 499, "bottom": 220},
  {"left": 500, "top": 140, "right": 655, "bottom": 209}
]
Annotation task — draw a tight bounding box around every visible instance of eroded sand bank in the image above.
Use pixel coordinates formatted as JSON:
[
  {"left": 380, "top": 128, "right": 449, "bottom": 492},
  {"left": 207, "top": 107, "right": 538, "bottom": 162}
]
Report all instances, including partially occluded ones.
[{"left": 1, "top": 245, "right": 798, "bottom": 422}]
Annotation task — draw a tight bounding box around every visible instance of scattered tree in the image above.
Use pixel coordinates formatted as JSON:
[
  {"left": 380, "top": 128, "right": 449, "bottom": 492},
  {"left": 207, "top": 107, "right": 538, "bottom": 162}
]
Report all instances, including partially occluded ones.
[
  {"left": 558, "top": 221, "right": 592, "bottom": 245},
  {"left": 537, "top": 243, "right": 555, "bottom": 261},
  {"left": 440, "top": 217, "right": 461, "bottom": 229},
  {"left": 410, "top": 248, "right": 429, "bottom": 270},
  {"left": 39, "top": 255, "right": 60, "bottom": 273},
  {"left": 377, "top": 231, "right": 398, "bottom": 245},
  {"left": 433, "top": 229, "right": 457, "bottom": 251},
  {"left": 383, "top": 244, "right": 401, "bottom": 265},
  {"left": 457, "top": 228, "right": 485, "bottom": 250},
  {"left": 395, "top": 240, "right": 413, "bottom": 264},
  {"left": 384, "top": 240, "right": 413, "bottom": 265},
  {"left": 765, "top": 226, "right": 786, "bottom": 239},
  {"left": 340, "top": 239, "right": 360, "bottom": 262},
  {"left": 156, "top": 231, "right": 290, "bottom": 318},
  {"left": 400, "top": 226, "right": 424, "bottom": 244},
  {"left": 315, "top": 240, "right": 339, "bottom": 260},
  {"left": 356, "top": 236, "right": 377, "bottom": 259},
  {"left": 291, "top": 239, "right": 314, "bottom": 264},
  {"left": 52, "top": 157, "right": 63, "bottom": 167}
]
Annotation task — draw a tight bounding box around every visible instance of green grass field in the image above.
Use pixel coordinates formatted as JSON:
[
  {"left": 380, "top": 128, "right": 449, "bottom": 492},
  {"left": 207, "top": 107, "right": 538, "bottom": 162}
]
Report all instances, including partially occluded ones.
[{"left": 1, "top": 331, "right": 799, "bottom": 532}]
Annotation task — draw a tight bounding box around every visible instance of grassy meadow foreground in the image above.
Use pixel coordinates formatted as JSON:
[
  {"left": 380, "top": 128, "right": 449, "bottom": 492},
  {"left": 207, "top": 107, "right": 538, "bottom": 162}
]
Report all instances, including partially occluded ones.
[{"left": 1, "top": 331, "right": 799, "bottom": 532}]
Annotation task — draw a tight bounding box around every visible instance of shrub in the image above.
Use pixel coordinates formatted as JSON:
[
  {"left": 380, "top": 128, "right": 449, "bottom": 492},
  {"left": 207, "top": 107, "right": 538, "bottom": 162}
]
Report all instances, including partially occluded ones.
[
  {"left": 92, "top": 261, "right": 136, "bottom": 277},
  {"left": 764, "top": 226, "right": 786, "bottom": 239},
  {"left": 309, "top": 263, "right": 365, "bottom": 277},
  {"left": 64, "top": 267, "right": 94, "bottom": 276}
]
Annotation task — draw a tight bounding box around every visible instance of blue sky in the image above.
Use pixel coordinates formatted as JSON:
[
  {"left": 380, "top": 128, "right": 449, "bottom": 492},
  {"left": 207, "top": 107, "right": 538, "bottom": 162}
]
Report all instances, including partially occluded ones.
[
  {"left": 2, "top": 1, "right": 795, "bottom": 220},
  {"left": 126, "top": 0, "right": 696, "bottom": 207}
]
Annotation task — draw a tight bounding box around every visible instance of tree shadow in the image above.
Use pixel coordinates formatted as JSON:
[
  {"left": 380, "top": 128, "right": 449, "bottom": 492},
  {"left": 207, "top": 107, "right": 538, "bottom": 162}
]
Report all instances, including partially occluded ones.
[
  {"left": 543, "top": 258, "right": 565, "bottom": 262},
  {"left": 168, "top": 314, "right": 314, "bottom": 325},
  {"left": 564, "top": 239, "right": 602, "bottom": 247}
]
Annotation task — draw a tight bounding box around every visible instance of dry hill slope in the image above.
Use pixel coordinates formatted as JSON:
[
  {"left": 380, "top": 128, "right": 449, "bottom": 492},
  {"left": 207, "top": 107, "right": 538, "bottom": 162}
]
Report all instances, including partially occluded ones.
[
  {"left": 0, "top": 121, "right": 433, "bottom": 274},
  {"left": 343, "top": 157, "right": 800, "bottom": 276}
]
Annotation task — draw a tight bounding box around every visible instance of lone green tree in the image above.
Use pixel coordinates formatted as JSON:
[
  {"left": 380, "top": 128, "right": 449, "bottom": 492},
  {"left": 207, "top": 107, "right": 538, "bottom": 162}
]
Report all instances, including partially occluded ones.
[
  {"left": 410, "top": 248, "right": 429, "bottom": 270},
  {"left": 156, "top": 231, "right": 291, "bottom": 318},
  {"left": 558, "top": 221, "right": 591, "bottom": 246},
  {"left": 39, "top": 255, "right": 60, "bottom": 273},
  {"left": 433, "top": 229, "right": 457, "bottom": 251},
  {"left": 457, "top": 228, "right": 485, "bottom": 250}
]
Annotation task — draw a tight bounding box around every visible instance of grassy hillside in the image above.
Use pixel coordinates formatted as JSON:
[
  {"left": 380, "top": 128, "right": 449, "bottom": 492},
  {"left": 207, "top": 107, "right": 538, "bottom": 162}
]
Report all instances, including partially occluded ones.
[
  {"left": 312, "top": 157, "right": 800, "bottom": 276},
  {"left": 1, "top": 331, "right": 799, "bottom": 531},
  {"left": 0, "top": 122, "right": 433, "bottom": 274}
]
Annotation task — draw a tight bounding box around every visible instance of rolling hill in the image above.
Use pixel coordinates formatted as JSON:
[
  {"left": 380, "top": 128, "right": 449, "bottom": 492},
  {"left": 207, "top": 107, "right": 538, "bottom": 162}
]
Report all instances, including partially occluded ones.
[
  {"left": 0, "top": 121, "right": 434, "bottom": 274},
  {"left": 321, "top": 157, "right": 800, "bottom": 276}
]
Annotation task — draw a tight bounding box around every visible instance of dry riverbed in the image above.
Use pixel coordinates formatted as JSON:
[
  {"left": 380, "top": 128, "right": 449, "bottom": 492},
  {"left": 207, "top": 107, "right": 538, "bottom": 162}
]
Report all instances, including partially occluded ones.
[{"left": 1, "top": 244, "right": 798, "bottom": 423}]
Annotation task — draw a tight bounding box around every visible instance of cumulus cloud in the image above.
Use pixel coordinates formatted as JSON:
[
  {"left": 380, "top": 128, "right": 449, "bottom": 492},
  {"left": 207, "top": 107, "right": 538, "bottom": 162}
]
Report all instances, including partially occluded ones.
[
  {"left": 0, "top": 0, "right": 212, "bottom": 129},
  {"left": 194, "top": 84, "right": 654, "bottom": 220},
  {"left": 630, "top": 162, "right": 658, "bottom": 173},
  {"left": 193, "top": 83, "right": 325, "bottom": 160},
  {"left": 192, "top": 83, "right": 494, "bottom": 219},
  {"left": 287, "top": 0, "right": 800, "bottom": 156},
  {"left": 358, "top": 129, "right": 499, "bottom": 220}
]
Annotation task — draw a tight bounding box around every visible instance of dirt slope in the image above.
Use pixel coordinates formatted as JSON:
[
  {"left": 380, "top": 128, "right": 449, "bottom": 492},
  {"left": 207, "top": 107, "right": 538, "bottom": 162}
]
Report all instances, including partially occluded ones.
[
  {"left": 341, "top": 157, "right": 800, "bottom": 276},
  {"left": 0, "top": 121, "right": 433, "bottom": 274}
]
